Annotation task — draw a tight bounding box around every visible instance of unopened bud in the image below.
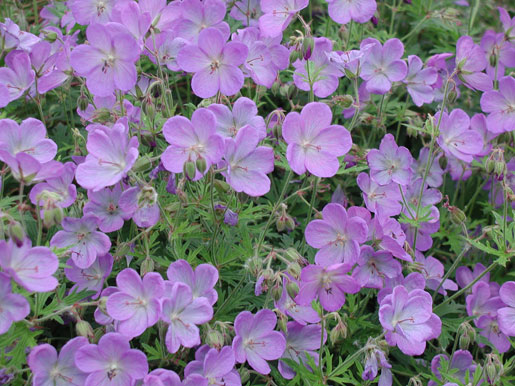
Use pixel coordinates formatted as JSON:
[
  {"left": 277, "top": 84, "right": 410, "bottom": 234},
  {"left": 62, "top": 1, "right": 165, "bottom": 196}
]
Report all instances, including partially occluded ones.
[
  {"left": 140, "top": 258, "right": 154, "bottom": 276},
  {"left": 214, "top": 179, "right": 230, "bottom": 194},
  {"left": 333, "top": 95, "right": 354, "bottom": 109},
  {"left": 289, "top": 49, "right": 302, "bottom": 64},
  {"left": 484, "top": 353, "right": 503, "bottom": 385},
  {"left": 286, "top": 262, "right": 301, "bottom": 279},
  {"left": 271, "top": 284, "right": 283, "bottom": 302},
  {"left": 45, "top": 31, "right": 58, "bottom": 43},
  {"left": 92, "top": 108, "right": 112, "bottom": 123},
  {"left": 449, "top": 206, "right": 467, "bottom": 225},
  {"left": 302, "top": 36, "right": 315, "bottom": 60},
  {"left": 286, "top": 281, "right": 299, "bottom": 298},
  {"left": 277, "top": 312, "right": 288, "bottom": 332},
  {"left": 142, "top": 96, "right": 155, "bottom": 120},
  {"left": 239, "top": 367, "right": 250, "bottom": 384},
  {"left": 76, "top": 320, "right": 94, "bottom": 340},
  {"left": 183, "top": 161, "right": 197, "bottom": 180},
  {"left": 43, "top": 207, "right": 63, "bottom": 228},
  {"left": 98, "top": 296, "right": 108, "bottom": 314},
  {"left": 132, "top": 156, "right": 152, "bottom": 173},
  {"left": 8, "top": 221, "right": 25, "bottom": 247},
  {"left": 489, "top": 52, "right": 498, "bottom": 68},
  {"left": 407, "top": 376, "right": 423, "bottom": 386},
  {"left": 115, "top": 242, "right": 132, "bottom": 257},
  {"left": 77, "top": 94, "right": 89, "bottom": 112},
  {"left": 447, "top": 87, "right": 458, "bottom": 105},
  {"left": 206, "top": 329, "right": 224, "bottom": 349},
  {"left": 196, "top": 157, "right": 207, "bottom": 174}
]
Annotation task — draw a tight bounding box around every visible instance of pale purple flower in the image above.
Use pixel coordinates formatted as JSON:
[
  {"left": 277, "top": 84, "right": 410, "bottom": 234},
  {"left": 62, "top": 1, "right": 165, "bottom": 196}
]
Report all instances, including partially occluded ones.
[
  {"left": 0, "top": 84, "right": 9, "bottom": 108},
  {"left": 0, "top": 239, "right": 58, "bottom": 292},
  {"left": 456, "top": 263, "right": 492, "bottom": 293},
  {"left": 184, "top": 345, "right": 241, "bottom": 386},
  {"left": 64, "top": 253, "right": 113, "bottom": 299},
  {"left": 174, "top": 0, "right": 230, "bottom": 43},
  {"left": 465, "top": 282, "right": 504, "bottom": 321},
  {"left": 413, "top": 148, "right": 444, "bottom": 188},
  {"left": 429, "top": 350, "right": 478, "bottom": 386},
  {"left": 360, "top": 38, "right": 407, "bottom": 94},
  {"left": 161, "top": 282, "right": 213, "bottom": 353},
  {"left": 499, "top": 7, "right": 515, "bottom": 41},
  {"left": 70, "top": 23, "right": 140, "bottom": 97},
  {"left": 455, "top": 36, "right": 492, "bottom": 91},
  {"left": 275, "top": 277, "right": 320, "bottom": 325},
  {"left": 357, "top": 173, "right": 402, "bottom": 217},
  {"left": 415, "top": 253, "right": 457, "bottom": 295},
  {"left": 326, "top": 46, "right": 372, "bottom": 78},
  {"left": 207, "top": 97, "right": 266, "bottom": 138},
  {"left": 0, "top": 272, "right": 30, "bottom": 334},
  {"left": 293, "top": 38, "right": 342, "bottom": 98},
  {"left": 369, "top": 214, "right": 411, "bottom": 261},
  {"left": 278, "top": 322, "right": 325, "bottom": 380},
  {"left": 28, "top": 337, "right": 89, "bottom": 386},
  {"left": 295, "top": 263, "right": 360, "bottom": 311},
  {"left": 498, "top": 281, "right": 515, "bottom": 336},
  {"left": 230, "top": 0, "right": 262, "bottom": 27},
  {"left": 480, "top": 76, "right": 515, "bottom": 133},
  {"left": 283, "top": 102, "right": 352, "bottom": 177},
  {"left": 74, "top": 332, "right": 148, "bottom": 385},
  {"left": 110, "top": 1, "right": 152, "bottom": 44},
  {"left": 83, "top": 185, "right": 131, "bottom": 233},
  {"left": 162, "top": 108, "right": 225, "bottom": 180},
  {"left": 0, "top": 19, "right": 40, "bottom": 51},
  {"left": 106, "top": 268, "right": 164, "bottom": 338},
  {"left": 221, "top": 125, "right": 274, "bottom": 197},
  {"left": 352, "top": 246, "right": 402, "bottom": 289},
  {"left": 403, "top": 55, "right": 438, "bottom": 106},
  {"left": 0, "top": 50, "right": 35, "bottom": 102},
  {"left": 471, "top": 113, "right": 500, "bottom": 157},
  {"left": 30, "top": 162, "right": 77, "bottom": 209},
  {"left": 326, "top": 0, "right": 377, "bottom": 24},
  {"left": 145, "top": 31, "right": 188, "bottom": 72},
  {"left": 305, "top": 203, "right": 368, "bottom": 266},
  {"left": 481, "top": 31, "right": 515, "bottom": 80},
  {"left": 139, "top": 0, "right": 182, "bottom": 31},
  {"left": 259, "top": 0, "right": 309, "bottom": 38},
  {"left": 94, "top": 287, "right": 118, "bottom": 326},
  {"left": 436, "top": 109, "right": 484, "bottom": 163},
  {"left": 166, "top": 259, "right": 219, "bottom": 305},
  {"left": 50, "top": 215, "right": 111, "bottom": 269},
  {"left": 367, "top": 133, "right": 413, "bottom": 186},
  {"left": 402, "top": 206, "right": 440, "bottom": 252},
  {"left": 232, "top": 309, "right": 286, "bottom": 374},
  {"left": 142, "top": 369, "right": 182, "bottom": 386},
  {"left": 75, "top": 121, "right": 139, "bottom": 191},
  {"left": 177, "top": 28, "right": 248, "bottom": 98},
  {"left": 379, "top": 285, "right": 441, "bottom": 355},
  {"left": 377, "top": 272, "right": 426, "bottom": 304},
  {"left": 476, "top": 315, "right": 511, "bottom": 353},
  {"left": 119, "top": 186, "right": 160, "bottom": 228},
  {"left": 362, "top": 345, "right": 392, "bottom": 385},
  {"left": 224, "top": 209, "right": 239, "bottom": 226},
  {"left": 69, "top": 0, "right": 116, "bottom": 25}
]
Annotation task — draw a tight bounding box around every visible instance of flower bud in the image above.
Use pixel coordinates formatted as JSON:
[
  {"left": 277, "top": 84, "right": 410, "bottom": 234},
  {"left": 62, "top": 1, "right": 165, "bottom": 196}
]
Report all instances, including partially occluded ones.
[
  {"left": 489, "top": 52, "right": 498, "bottom": 68},
  {"left": 333, "top": 95, "right": 354, "bottom": 109},
  {"left": 8, "top": 221, "right": 25, "bottom": 247},
  {"left": 196, "top": 157, "right": 207, "bottom": 174},
  {"left": 458, "top": 321, "right": 476, "bottom": 350},
  {"left": 277, "top": 312, "right": 288, "bottom": 332},
  {"left": 286, "top": 281, "right": 299, "bottom": 298},
  {"left": 289, "top": 49, "right": 302, "bottom": 64},
  {"left": 92, "top": 108, "right": 112, "bottom": 123},
  {"left": 302, "top": 36, "right": 315, "bottom": 60},
  {"left": 77, "top": 94, "right": 89, "bottom": 112},
  {"left": 449, "top": 206, "right": 467, "bottom": 226},
  {"left": 214, "top": 179, "right": 230, "bottom": 194},
  {"left": 330, "top": 320, "right": 347, "bottom": 344},
  {"left": 286, "top": 262, "right": 301, "bottom": 279},
  {"left": 76, "top": 320, "right": 94, "bottom": 340},
  {"left": 484, "top": 353, "right": 503, "bottom": 385},
  {"left": 206, "top": 329, "right": 224, "bottom": 350},
  {"left": 239, "top": 367, "right": 250, "bottom": 384},
  {"left": 142, "top": 95, "right": 156, "bottom": 120},
  {"left": 140, "top": 257, "right": 154, "bottom": 276},
  {"left": 114, "top": 242, "right": 132, "bottom": 257},
  {"left": 132, "top": 156, "right": 152, "bottom": 173},
  {"left": 43, "top": 207, "right": 63, "bottom": 228},
  {"left": 245, "top": 256, "right": 262, "bottom": 276},
  {"left": 183, "top": 161, "right": 197, "bottom": 180},
  {"left": 271, "top": 284, "right": 283, "bottom": 302},
  {"left": 485, "top": 148, "right": 506, "bottom": 179},
  {"left": 45, "top": 31, "right": 58, "bottom": 43}
]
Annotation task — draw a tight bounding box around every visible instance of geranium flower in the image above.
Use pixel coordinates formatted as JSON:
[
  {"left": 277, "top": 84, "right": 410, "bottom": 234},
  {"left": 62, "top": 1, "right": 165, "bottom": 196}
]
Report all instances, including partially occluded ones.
[
  {"left": 259, "top": 0, "right": 309, "bottom": 38},
  {"left": 429, "top": 350, "right": 477, "bottom": 386},
  {"left": 119, "top": 185, "right": 160, "bottom": 228},
  {"left": 69, "top": 0, "right": 116, "bottom": 25},
  {"left": 276, "top": 277, "right": 320, "bottom": 325},
  {"left": 184, "top": 345, "right": 240, "bottom": 385},
  {"left": 0, "top": 50, "right": 35, "bottom": 102},
  {"left": 229, "top": 0, "right": 262, "bottom": 27},
  {"left": 83, "top": 185, "right": 131, "bottom": 233},
  {"left": 455, "top": 35, "right": 492, "bottom": 92},
  {"left": 415, "top": 253, "right": 457, "bottom": 295},
  {"left": 403, "top": 55, "right": 438, "bottom": 106},
  {"left": 498, "top": 281, "right": 515, "bottom": 336},
  {"left": 177, "top": 28, "right": 248, "bottom": 98},
  {"left": 357, "top": 172, "right": 402, "bottom": 216},
  {"left": 282, "top": 102, "right": 352, "bottom": 177},
  {"left": 30, "top": 162, "right": 77, "bottom": 209},
  {"left": 353, "top": 246, "right": 402, "bottom": 289},
  {"left": 64, "top": 253, "right": 113, "bottom": 299},
  {"left": 367, "top": 133, "right": 413, "bottom": 186},
  {"left": 0, "top": 272, "right": 30, "bottom": 334},
  {"left": 326, "top": 0, "right": 377, "bottom": 25},
  {"left": 174, "top": 0, "right": 230, "bottom": 43},
  {"left": 480, "top": 76, "right": 515, "bottom": 133}
]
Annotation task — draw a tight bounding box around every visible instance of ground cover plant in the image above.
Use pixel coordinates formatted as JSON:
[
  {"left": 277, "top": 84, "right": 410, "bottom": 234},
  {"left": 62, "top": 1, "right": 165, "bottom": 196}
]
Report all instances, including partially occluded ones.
[{"left": 0, "top": 0, "right": 514, "bottom": 385}]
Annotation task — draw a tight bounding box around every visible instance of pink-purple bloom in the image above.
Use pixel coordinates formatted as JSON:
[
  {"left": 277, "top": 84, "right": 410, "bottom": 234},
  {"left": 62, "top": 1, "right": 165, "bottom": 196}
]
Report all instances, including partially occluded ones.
[
  {"left": 455, "top": 35, "right": 492, "bottom": 92},
  {"left": 119, "top": 185, "right": 160, "bottom": 228},
  {"left": 367, "top": 133, "right": 413, "bottom": 186},
  {"left": 326, "top": 0, "right": 377, "bottom": 25},
  {"left": 480, "top": 75, "right": 515, "bottom": 133},
  {"left": 403, "top": 55, "right": 438, "bottom": 106},
  {"left": 0, "top": 272, "right": 30, "bottom": 334},
  {"left": 64, "top": 253, "right": 113, "bottom": 299},
  {"left": 498, "top": 281, "right": 515, "bottom": 337},
  {"left": 174, "top": 0, "right": 230, "bottom": 43},
  {"left": 0, "top": 50, "right": 35, "bottom": 102},
  {"left": 184, "top": 345, "right": 241, "bottom": 386},
  {"left": 208, "top": 97, "right": 266, "bottom": 138},
  {"left": 259, "top": 0, "right": 309, "bottom": 38},
  {"left": 83, "top": 185, "right": 131, "bottom": 233},
  {"left": 353, "top": 246, "right": 402, "bottom": 289}
]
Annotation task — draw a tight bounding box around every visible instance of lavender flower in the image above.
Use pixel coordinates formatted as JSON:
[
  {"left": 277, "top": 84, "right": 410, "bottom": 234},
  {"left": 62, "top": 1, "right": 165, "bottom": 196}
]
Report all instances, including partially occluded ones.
[
  {"left": 259, "top": 0, "right": 309, "bottom": 38},
  {"left": 64, "top": 254, "right": 113, "bottom": 299},
  {"left": 498, "top": 281, "right": 515, "bottom": 336},
  {"left": 480, "top": 76, "right": 515, "bottom": 133},
  {"left": 283, "top": 102, "right": 352, "bottom": 177},
  {"left": 367, "top": 133, "right": 413, "bottom": 186},
  {"left": 326, "top": 0, "right": 377, "bottom": 25},
  {"left": 119, "top": 185, "right": 160, "bottom": 228},
  {"left": 403, "top": 55, "right": 438, "bottom": 106},
  {"left": 174, "top": 0, "right": 230, "bottom": 43},
  {"left": 0, "top": 272, "right": 30, "bottom": 334},
  {"left": 0, "top": 50, "right": 35, "bottom": 102},
  {"left": 74, "top": 332, "right": 149, "bottom": 385},
  {"left": 276, "top": 277, "right": 320, "bottom": 325},
  {"left": 69, "top": 0, "right": 116, "bottom": 25},
  {"left": 30, "top": 162, "right": 77, "bottom": 209},
  {"left": 184, "top": 345, "right": 241, "bottom": 385},
  {"left": 353, "top": 246, "right": 402, "bottom": 289},
  {"left": 362, "top": 345, "right": 392, "bottom": 385},
  {"left": 429, "top": 350, "right": 477, "bottom": 386},
  {"left": 415, "top": 253, "right": 457, "bottom": 295},
  {"left": 83, "top": 185, "right": 131, "bottom": 233},
  {"left": 232, "top": 309, "right": 286, "bottom": 374},
  {"left": 357, "top": 172, "right": 402, "bottom": 217},
  {"left": 166, "top": 259, "right": 219, "bottom": 305},
  {"left": 28, "top": 337, "right": 89, "bottom": 386},
  {"left": 455, "top": 36, "right": 492, "bottom": 92},
  {"left": 50, "top": 215, "right": 111, "bottom": 269}
]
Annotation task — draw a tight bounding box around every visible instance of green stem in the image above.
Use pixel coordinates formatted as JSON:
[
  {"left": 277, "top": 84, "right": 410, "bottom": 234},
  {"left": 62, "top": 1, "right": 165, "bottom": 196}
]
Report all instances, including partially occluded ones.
[
  {"left": 432, "top": 244, "right": 470, "bottom": 301},
  {"left": 319, "top": 312, "right": 325, "bottom": 382},
  {"left": 36, "top": 202, "right": 42, "bottom": 246},
  {"left": 345, "top": 20, "right": 354, "bottom": 49},
  {"left": 29, "top": 301, "right": 99, "bottom": 325}
]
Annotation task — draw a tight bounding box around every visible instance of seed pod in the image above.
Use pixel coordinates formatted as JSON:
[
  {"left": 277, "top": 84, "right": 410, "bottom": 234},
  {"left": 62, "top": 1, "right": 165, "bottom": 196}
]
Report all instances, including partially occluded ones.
[
  {"left": 214, "top": 179, "right": 230, "bottom": 194},
  {"left": 140, "top": 257, "right": 155, "bottom": 276},
  {"left": 183, "top": 161, "right": 197, "bottom": 180},
  {"left": 449, "top": 206, "right": 467, "bottom": 226},
  {"left": 206, "top": 329, "right": 224, "bottom": 350},
  {"left": 271, "top": 284, "right": 283, "bottom": 302}
]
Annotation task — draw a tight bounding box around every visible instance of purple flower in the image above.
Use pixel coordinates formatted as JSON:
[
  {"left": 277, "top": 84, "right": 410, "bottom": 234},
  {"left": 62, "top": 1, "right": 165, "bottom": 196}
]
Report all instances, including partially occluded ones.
[
  {"left": 293, "top": 38, "right": 342, "bottom": 98},
  {"left": 369, "top": 215, "right": 411, "bottom": 261},
  {"left": 177, "top": 28, "right": 248, "bottom": 98},
  {"left": 139, "top": 0, "right": 182, "bottom": 31},
  {"left": 378, "top": 272, "right": 426, "bottom": 304},
  {"left": 0, "top": 50, "right": 35, "bottom": 102},
  {"left": 232, "top": 309, "right": 286, "bottom": 374},
  {"left": 74, "top": 332, "right": 149, "bottom": 385},
  {"left": 357, "top": 172, "right": 402, "bottom": 216},
  {"left": 94, "top": 287, "right": 118, "bottom": 326},
  {"left": 259, "top": 0, "right": 309, "bottom": 37},
  {"left": 174, "top": 0, "right": 230, "bottom": 43},
  {"left": 276, "top": 277, "right": 320, "bottom": 325},
  {"left": 326, "top": 0, "right": 377, "bottom": 24},
  {"left": 50, "top": 215, "right": 111, "bottom": 269},
  {"left": 0, "top": 272, "right": 29, "bottom": 334},
  {"left": 83, "top": 185, "right": 131, "bottom": 233},
  {"left": 110, "top": 1, "right": 151, "bottom": 44},
  {"left": 224, "top": 209, "right": 239, "bottom": 226},
  {"left": 465, "top": 282, "right": 504, "bottom": 321},
  {"left": 75, "top": 121, "right": 139, "bottom": 191},
  {"left": 30, "top": 162, "right": 77, "bottom": 209},
  {"left": 0, "top": 239, "right": 58, "bottom": 292},
  {"left": 498, "top": 281, "right": 515, "bottom": 336},
  {"left": 0, "top": 118, "right": 57, "bottom": 165},
  {"left": 360, "top": 38, "right": 407, "bottom": 94},
  {"left": 184, "top": 345, "right": 241, "bottom": 385},
  {"left": 207, "top": 97, "right": 266, "bottom": 139},
  {"left": 0, "top": 84, "right": 9, "bottom": 108},
  {"left": 456, "top": 263, "right": 491, "bottom": 293},
  {"left": 283, "top": 102, "right": 352, "bottom": 177},
  {"left": 305, "top": 203, "right": 368, "bottom": 266},
  {"left": 367, "top": 133, "right": 413, "bottom": 186},
  {"left": 476, "top": 315, "right": 510, "bottom": 353},
  {"left": 353, "top": 246, "right": 402, "bottom": 289},
  {"left": 379, "top": 285, "right": 441, "bottom": 355},
  {"left": 455, "top": 36, "right": 492, "bottom": 92},
  {"left": 415, "top": 253, "right": 457, "bottom": 295},
  {"left": 295, "top": 263, "right": 360, "bottom": 312},
  {"left": 162, "top": 108, "right": 225, "bottom": 180},
  {"left": 481, "top": 31, "right": 515, "bottom": 80},
  {"left": 480, "top": 76, "right": 515, "bottom": 133},
  {"left": 221, "top": 125, "right": 274, "bottom": 197},
  {"left": 362, "top": 345, "right": 392, "bottom": 385},
  {"left": 106, "top": 268, "right": 164, "bottom": 338},
  {"left": 64, "top": 254, "right": 113, "bottom": 299},
  {"left": 278, "top": 322, "right": 325, "bottom": 380},
  {"left": 144, "top": 31, "right": 187, "bottom": 72},
  {"left": 166, "top": 259, "right": 219, "bottom": 305},
  {"left": 230, "top": 0, "right": 262, "bottom": 27},
  {"left": 119, "top": 186, "right": 160, "bottom": 228},
  {"left": 403, "top": 55, "right": 438, "bottom": 106},
  {"left": 70, "top": 23, "right": 140, "bottom": 97},
  {"left": 161, "top": 282, "right": 213, "bottom": 353},
  {"left": 0, "top": 19, "right": 40, "bottom": 51},
  {"left": 436, "top": 109, "right": 484, "bottom": 163},
  {"left": 429, "top": 350, "right": 477, "bottom": 386},
  {"left": 142, "top": 369, "right": 182, "bottom": 386},
  {"left": 499, "top": 7, "right": 515, "bottom": 41},
  {"left": 413, "top": 148, "right": 444, "bottom": 188},
  {"left": 28, "top": 337, "right": 89, "bottom": 386},
  {"left": 69, "top": 0, "right": 116, "bottom": 25}
]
